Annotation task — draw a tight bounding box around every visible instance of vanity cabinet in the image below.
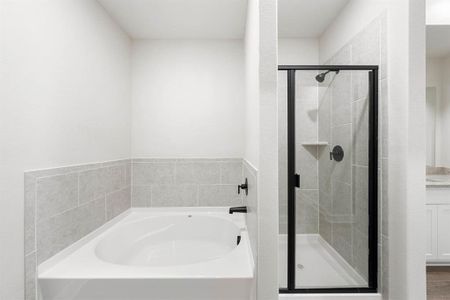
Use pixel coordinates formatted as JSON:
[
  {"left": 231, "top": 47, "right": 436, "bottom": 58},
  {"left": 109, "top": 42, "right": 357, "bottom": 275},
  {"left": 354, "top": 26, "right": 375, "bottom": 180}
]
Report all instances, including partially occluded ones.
[{"left": 426, "top": 186, "right": 450, "bottom": 264}]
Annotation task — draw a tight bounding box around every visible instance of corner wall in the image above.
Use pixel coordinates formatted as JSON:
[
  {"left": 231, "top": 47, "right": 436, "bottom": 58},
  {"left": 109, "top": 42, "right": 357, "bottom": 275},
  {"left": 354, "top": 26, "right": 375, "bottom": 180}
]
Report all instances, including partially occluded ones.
[{"left": 0, "top": 1, "right": 131, "bottom": 298}]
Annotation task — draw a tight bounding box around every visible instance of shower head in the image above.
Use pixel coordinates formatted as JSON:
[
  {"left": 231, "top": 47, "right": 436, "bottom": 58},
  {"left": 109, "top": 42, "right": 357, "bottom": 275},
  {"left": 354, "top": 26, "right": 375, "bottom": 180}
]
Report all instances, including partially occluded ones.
[{"left": 315, "top": 69, "right": 340, "bottom": 83}]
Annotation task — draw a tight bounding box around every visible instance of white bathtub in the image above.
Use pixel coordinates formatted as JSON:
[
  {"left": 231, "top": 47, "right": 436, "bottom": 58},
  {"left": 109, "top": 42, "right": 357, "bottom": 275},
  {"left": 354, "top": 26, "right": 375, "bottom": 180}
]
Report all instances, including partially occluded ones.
[{"left": 38, "top": 207, "right": 254, "bottom": 300}]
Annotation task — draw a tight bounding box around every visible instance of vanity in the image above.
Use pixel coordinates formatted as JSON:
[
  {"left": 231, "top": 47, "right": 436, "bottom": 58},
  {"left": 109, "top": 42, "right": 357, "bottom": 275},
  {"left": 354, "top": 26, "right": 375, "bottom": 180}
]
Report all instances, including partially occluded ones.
[{"left": 426, "top": 174, "right": 450, "bottom": 265}]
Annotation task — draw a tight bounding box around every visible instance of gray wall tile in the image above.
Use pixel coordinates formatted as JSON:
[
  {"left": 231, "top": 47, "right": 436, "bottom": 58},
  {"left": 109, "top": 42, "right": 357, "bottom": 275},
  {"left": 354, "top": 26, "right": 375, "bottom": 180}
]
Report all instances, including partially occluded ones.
[
  {"left": 319, "top": 212, "right": 332, "bottom": 244},
  {"left": 175, "top": 161, "right": 220, "bottom": 184},
  {"left": 125, "top": 161, "right": 132, "bottom": 186},
  {"left": 220, "top": 160, "right": 243, "bottom": 184},
  {"left": 25, "top": 252, "right": 36, "bottom": 300},
  {"left": 37, "top": 197, "right": 105, "bottom": 263},
  {"left": 36, "top": 173, "right": 78, "bottom": 221},
  {"left": 152, "top": 185, "right": 198, "bottom": 207},
  {"left": 296, "top": 97, "right": 318, "bottom": 142},
  {"left": 332, "top": 71, "right": 352, "bottom": 126},
  {"left": 331, "top": 124, "right": 352, "bottom": 184},
  {"left": 352, "top": 71, "right": 369, "bottom": 102},
  {"left": 296, "top": 147, "right": 318, "bottom": 189},
  {"left": 319, "top": 149, "right": 332, "bottom": 195},
  {"left": 332, "top": 181, "right": 352, "bottom": 216},
  {"left": 353, "top": 228, "right": 369, "bottom": 280},
  {"left": 313, "top": 13, "right": 387, "bottom": 291},
  {"left": 130, "top": 159, "right": 248, "bottom": 209},
  {"left": 103, "top": 165, "right": 125, "bottom": 193},
  {"left": 352, "top": 98, "right": 369, "bottom": 166},
  {"left": 106, "top": 188, "right": 131, "bottom": 221},
  {"left": 198, "top": 185, "right": 242, "bottom": 206},
  {"left": 319, "top": 189, "right": 332, "bottom": 216},
  {"left": 353, "top": 165, "right": 369, "bottom": 233},
  {"left": 352, "top": 23, "right": 380, "bottom": 96},
  {"left": 25, "top": 159, "right": 133, "bottom": 300},
  {"left": 333, "top": 44, "right": 352, "bottom": 65},
  {"left": 131, "top": 185, "right": 151, "bottom": 207},
  {"left": 78, "top": 168, "right": 104, "bottom": 204},
  {"left": 296, "top": 190, "right": 319, "bottom": 233},
  {"left": 332, "top": 223, "right": 353, "bottom": 265},
  {"left": 133, "top": 162, "right": 175, "bottom": 185},
  {"left": 352, "top": 19, "right": 380, "bottom": 66},
  {"left": 25, "top": 174, "right": 36, "bottom": 255},
  {"left": 318, "top": 90, "right": 332, "bottom": 142}
]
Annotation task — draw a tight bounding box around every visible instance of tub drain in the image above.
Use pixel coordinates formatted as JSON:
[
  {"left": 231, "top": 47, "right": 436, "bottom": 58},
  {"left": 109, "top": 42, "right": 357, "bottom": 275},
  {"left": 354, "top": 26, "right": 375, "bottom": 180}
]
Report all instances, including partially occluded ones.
[{"left": 297, "top": 264, "right": 304, "bottom": 270}]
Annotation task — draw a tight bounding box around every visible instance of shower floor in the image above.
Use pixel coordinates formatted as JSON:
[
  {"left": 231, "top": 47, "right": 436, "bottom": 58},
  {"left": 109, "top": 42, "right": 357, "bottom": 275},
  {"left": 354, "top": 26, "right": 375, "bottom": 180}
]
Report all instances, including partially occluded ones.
[{"left": 278, "top": 234, "right": 367, "bottom": 289}]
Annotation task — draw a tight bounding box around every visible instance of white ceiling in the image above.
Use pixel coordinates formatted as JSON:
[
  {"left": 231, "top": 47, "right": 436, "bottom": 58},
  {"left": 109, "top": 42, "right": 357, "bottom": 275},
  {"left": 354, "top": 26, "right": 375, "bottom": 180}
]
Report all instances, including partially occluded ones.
[
  {"left": 97, "top": 0, "right": 248, "bottom": 39},
  {"left": 427, "top": 25, "right": 450, "bottom": 58},
  {"left": 278, "top": 0, "right": 349, "bottom": 38}
]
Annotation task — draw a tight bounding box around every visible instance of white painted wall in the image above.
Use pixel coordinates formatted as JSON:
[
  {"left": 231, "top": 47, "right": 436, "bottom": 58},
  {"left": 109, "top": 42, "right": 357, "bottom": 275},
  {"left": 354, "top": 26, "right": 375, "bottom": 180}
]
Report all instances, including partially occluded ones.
[
  {"left": 278, "top": 38, "right": 319, "bottom": 65},
  {"left": 0, "top": 1, "right": 131, "bottom": 298},
  {"left": 319, "top": 0, "right": 426, "bottom": 299},
  {"left": 427, "top": 0, "right": 450, "bottom": 25},
  {"left": 244, "top": 0, "right": 260, "bottom": 168},
  {"left": 131, "top": 39, "right": 244, "bottom": 158}
]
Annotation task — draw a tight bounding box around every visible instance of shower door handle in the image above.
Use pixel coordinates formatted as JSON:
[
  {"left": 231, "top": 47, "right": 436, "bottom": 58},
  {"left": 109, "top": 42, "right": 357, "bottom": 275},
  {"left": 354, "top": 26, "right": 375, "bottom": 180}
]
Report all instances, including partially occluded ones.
[{"left": 294, "top": 174, "right": 300, "bottom": 188}]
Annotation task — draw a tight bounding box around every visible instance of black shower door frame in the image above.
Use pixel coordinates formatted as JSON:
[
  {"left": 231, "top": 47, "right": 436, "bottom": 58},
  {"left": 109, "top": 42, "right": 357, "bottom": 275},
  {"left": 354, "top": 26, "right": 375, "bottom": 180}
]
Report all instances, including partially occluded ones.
[{"left": 278, "top": 65, "right": 379, "bottom": 294}]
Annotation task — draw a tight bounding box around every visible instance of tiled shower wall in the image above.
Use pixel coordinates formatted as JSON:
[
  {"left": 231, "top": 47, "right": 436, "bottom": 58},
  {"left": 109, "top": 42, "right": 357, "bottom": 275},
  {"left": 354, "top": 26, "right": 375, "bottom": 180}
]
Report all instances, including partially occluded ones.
[
  {"left": 318, "top": 14, "right": 388, "bottom": 291},
  {"left": 24, "top": 159, "right": 132, "bottom": 300}
]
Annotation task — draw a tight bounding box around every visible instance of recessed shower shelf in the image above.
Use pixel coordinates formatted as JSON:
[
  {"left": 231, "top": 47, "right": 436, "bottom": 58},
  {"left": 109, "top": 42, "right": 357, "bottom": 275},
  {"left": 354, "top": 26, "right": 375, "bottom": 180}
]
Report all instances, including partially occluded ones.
[{"left": 301, "top": 141, "right": 329, "bottom": 146}]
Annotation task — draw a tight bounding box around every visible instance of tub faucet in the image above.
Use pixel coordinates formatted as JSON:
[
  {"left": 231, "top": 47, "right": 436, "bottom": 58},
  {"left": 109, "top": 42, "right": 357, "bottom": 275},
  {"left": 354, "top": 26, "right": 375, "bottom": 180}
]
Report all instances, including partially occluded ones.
[{"left": 229, "top": 206, "right": 247, "bottom": 214}]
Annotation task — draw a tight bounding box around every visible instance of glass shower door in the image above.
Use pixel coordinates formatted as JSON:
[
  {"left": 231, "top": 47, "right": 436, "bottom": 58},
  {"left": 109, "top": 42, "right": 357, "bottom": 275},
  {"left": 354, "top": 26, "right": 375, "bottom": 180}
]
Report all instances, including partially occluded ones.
[{"left": 279, "top": 66, "right": 378, "bottom": 293}]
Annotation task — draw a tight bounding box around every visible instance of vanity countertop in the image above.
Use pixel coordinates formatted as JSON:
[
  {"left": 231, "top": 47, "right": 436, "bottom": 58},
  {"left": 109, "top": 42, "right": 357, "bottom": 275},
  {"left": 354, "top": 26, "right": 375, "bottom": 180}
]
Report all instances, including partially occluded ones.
[{"left": 426, "top": 174, "right": 450, "bottom": 187}]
